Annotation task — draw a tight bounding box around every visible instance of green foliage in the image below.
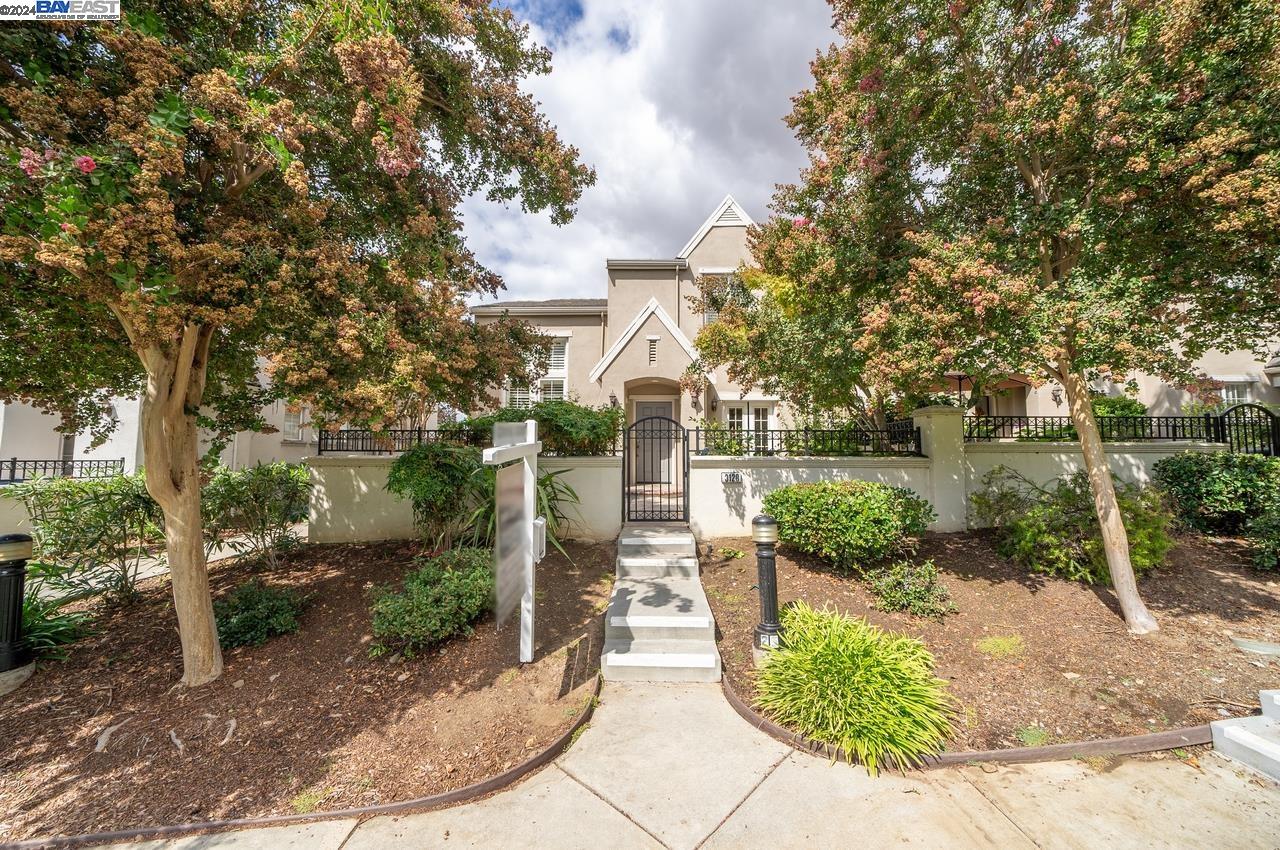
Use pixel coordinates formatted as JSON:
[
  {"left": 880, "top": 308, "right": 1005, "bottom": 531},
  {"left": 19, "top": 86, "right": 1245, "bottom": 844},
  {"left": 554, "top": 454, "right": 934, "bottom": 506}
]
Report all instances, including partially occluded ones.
[
  {"left": 864, "top": 559, "right": 955, "bottom": 619},
  {"left": 21, "top": 595, "right": 90, "bottom": 661},
  {"left": 463, "top": 466, "right": 579, "bottom": 559},
  {"left": 762, "top": 480, "right": 935, "bottom": 571},
  {"left": 4, "top": 472, "right": 162, "bottom": 602},
  {"left": 370, "top": 548, "right": 494, "bottom": 657},
  {"left": 719, "top": 547, "right": 746, "bottom": 560},
  {"left": 973, "top": 467, "right": 1174, "bottom": 585},
  {"left": 444, "top": 401, "right": 624, "bottom": 456},
  {"left": 213, "top": 580, "right": 305, "bottom": 648},
  {"left": 694, "top": 419, "right": 751, "bottom": 456},
  {"left": 755, "top": 602, "right": 952, "bottom": 774},
  {"left": 386, "top": 443, "right": 482, "bottom": 547},
  {"left": 1091, "top": 395, "right": 1148, "bottom": 418},
  {"left": 1152, "top": 452, "right": 1280, "bottom": 535},
  {"left": 1246, "top": 508, "right": 1280, "bottom": 572},
  {"left": 976, "top": 635, "right": 1025, "bottom": 660},
  {"left": 202, "top": 463, "right": 310, "bottom": 569}
]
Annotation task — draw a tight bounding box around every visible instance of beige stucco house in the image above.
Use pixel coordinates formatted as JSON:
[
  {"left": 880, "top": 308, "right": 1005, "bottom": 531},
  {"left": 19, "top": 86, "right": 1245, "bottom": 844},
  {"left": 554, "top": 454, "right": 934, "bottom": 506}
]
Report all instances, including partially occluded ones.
[
  {"left": 471, "top": 196, "right": 780, "bottom": 436},
  {"left": 471, "top": 194, "right": 1280, "bottom": 429}
]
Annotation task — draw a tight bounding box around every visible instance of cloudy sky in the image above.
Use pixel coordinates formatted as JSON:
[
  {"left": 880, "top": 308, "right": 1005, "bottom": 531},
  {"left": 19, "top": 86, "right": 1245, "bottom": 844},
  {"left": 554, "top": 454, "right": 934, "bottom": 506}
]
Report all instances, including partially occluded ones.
[{"left": 462, "top": 0, "right": 836, "bottom": 304}]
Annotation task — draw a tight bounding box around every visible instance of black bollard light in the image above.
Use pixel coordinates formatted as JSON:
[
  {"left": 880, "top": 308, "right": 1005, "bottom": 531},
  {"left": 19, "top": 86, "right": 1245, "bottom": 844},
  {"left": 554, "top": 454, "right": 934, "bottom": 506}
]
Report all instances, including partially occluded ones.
[
  {"left": 0, "top": 533, "right": 34, "bottom": 674},
  {"left": 752, "top": 514, "right": 782, "bottom": 651}
]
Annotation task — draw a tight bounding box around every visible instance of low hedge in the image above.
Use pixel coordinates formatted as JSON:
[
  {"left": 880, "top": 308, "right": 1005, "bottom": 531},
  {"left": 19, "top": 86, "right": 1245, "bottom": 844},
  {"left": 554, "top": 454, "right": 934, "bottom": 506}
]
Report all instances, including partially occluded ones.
[
  {"left": 370, "top": 548, "right": 494, "bottom": 657},
  {"left": 1152, "top": 451, "right": 1280, "bottom": 535},
  {"left": 762, "top": 480, "right": 934, "bottom": 571}
]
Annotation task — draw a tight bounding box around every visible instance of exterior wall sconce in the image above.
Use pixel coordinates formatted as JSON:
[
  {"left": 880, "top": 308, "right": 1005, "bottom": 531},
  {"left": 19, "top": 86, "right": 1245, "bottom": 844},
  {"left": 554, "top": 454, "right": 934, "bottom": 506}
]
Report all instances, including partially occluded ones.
[
  {"left": 609, "top": 392, "right": 619, "bottom": 408},
  {"left": 710, "top": 396, "right": 718, "bottom": 412}
]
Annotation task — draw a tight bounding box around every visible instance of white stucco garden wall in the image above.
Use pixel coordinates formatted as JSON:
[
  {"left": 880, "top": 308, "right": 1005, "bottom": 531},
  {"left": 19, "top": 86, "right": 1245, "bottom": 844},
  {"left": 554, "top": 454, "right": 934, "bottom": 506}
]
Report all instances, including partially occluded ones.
[
  {"left": 307, "top": 456, "right": 416, "bottom": 544},
  {"left": 544, "top": 457, "right": 622, "bottom": 542},
  {"left": 688, "top": 455, "right": 934, "bottom": 538}
]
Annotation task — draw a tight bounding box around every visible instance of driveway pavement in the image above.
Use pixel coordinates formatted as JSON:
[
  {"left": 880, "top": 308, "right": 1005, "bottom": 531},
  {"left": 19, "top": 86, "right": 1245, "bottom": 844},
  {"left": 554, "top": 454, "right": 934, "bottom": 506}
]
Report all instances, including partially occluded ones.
[{"left": 104, "top": 681, "right": 1280, "bottom": 850}]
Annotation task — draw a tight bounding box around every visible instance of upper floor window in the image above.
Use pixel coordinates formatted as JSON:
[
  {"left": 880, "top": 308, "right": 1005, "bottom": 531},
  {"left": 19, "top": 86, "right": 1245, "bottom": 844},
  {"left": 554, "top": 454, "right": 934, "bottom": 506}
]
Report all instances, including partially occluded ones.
[
  {"left": 703, "top": 272, "right": 742, "bottom": 325},
  {"left": 548, "top": 338, "right": 567, "bottom": 374}
]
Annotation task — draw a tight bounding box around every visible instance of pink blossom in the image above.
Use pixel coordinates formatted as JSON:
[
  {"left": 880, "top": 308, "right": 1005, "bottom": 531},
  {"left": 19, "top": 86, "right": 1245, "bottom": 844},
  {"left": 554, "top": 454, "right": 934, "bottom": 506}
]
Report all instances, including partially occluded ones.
[
  {"left": 1050, "top": 36, "right": 1062, "bottom": 47},
  {"left": 43, "top": 148, "right": 58, "bottom": 161},
  {"left": 948, "top": 0, "right": 966, "bottom": 20},
  {"left": 858, "top": 69, "right": 883, "bottom": 94},
  {"left": 18, "top": 147, "right": 42, "bottom": 178},
  {"left": 74, "top": 155, "right": 96, "bottom": 174},
  {"left": 60, "top": 222, "right": 73, "bottom": 232},
  {"left": 793, "top": 216, "right": 810, "bottom": 227}
]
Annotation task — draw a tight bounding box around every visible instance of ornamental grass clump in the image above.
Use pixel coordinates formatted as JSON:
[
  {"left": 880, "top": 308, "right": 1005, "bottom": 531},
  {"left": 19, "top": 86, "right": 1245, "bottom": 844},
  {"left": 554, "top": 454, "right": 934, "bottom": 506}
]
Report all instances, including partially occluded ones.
[{"left": 754, "top": 602, "right": 952, "bottom": 775}]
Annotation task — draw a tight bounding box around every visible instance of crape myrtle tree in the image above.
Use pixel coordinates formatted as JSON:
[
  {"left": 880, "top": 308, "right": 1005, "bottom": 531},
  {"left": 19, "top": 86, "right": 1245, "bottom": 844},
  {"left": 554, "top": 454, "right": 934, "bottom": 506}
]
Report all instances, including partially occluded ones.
[
  {"left": 733, "top": 0, "right": 1280, "bottom": 632},
  {"left": 0, "top": 2, "right": 594, "bottom": 684}
]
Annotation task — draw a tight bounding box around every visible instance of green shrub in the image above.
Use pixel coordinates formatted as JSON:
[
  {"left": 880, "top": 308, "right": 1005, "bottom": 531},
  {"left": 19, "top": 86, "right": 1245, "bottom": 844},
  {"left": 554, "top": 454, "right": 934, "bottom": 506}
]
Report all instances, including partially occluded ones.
[
  {"left": 386, "top": 443, "right": 482, "bottom": 547},
  {"left": 444, "top": 400, "right": 623, "bottom": 456},
  {"left": 762, "top": 480, "right": 934, "bottom": 571},
  {"left": 4, "top": 472, "right": 162, "bottom": 602},
  {"left": 1152, "top": 451, "right": 1280, "bottom": 535},
  {"left": 694, "top": 419, "right": 751, "bottom": 456},
  {"left": 865, "top": 559, "right": 955, "bottom": 619},
  {"left": 21, "top": 596, "right": 90, "bottom": 660},
  {"left": 202, "top": 462, "right": 310, "bottom": 569},
  {"left": 370, "top": 548, "right": 494, "bottom": 657},
  {"left": 755, "top": 602, "right": 952, "bottom": 774},
  {"left": 972, "top": 467, "right": 1174, "bottom": 585},
  {"left": 213, "top": 580, "right": 305, "bottom": 648},
  {"left": 1091, "top": 395, "right": 1147, "bottom": 417},
  {"left": 462, "top": 466, "right": 579, "bottom": 557},
  {"left": 1246, "top": 507, "right": 1280, "bottom": 571}
]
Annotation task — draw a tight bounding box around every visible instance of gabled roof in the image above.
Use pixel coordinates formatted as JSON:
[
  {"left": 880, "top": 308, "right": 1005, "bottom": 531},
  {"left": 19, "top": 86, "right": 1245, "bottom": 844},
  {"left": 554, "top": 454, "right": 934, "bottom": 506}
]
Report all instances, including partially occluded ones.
[
  {"left": 676, "top": 195, "right": 754, "bottom": 259},
  {"left": 587, "top": 296, "right": 715, "bottom": 385}
]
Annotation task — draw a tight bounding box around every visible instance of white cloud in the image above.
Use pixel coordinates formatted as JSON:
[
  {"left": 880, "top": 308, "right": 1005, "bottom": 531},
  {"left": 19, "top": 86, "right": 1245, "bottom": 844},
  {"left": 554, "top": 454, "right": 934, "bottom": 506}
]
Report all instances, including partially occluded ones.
[{"left": 463, "top": 0, "right": 834, "bottom": 303}]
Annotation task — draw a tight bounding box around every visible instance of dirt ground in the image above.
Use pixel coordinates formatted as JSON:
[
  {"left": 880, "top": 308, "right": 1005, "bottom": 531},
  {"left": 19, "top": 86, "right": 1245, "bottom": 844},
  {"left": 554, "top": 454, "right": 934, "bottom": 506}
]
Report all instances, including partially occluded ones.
[
  {"left": 0, "top": 540, "right": 613, "bottom": 842},
  {"left": 703, "top": 532, "right": 1280, "bottom": 752}
]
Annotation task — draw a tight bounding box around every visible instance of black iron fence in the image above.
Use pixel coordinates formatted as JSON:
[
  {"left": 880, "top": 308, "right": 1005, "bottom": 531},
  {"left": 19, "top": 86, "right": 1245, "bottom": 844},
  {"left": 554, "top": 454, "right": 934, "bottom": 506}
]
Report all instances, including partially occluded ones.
[
  {"left": 692, "top": 423, "right": 923, "bottom": 457},
  {"left": 0, "top": 457, "right": 125, "bottom": 485},
  {"left": 964, "top": 407, "right": 1278, "bottom": 456},
  {"left": 316, "top": 429, "right": 472, "bottom": 455}
]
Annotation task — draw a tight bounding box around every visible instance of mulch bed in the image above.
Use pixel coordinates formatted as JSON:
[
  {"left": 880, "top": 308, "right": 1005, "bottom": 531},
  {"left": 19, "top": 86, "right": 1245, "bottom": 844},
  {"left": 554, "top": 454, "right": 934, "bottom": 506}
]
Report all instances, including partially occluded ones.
[
  {"left": 703, "top": 532, "right": 1280, "bottom": 753},
  {"left": 0, "top": 540, "right": 613, "bottom": 842}
]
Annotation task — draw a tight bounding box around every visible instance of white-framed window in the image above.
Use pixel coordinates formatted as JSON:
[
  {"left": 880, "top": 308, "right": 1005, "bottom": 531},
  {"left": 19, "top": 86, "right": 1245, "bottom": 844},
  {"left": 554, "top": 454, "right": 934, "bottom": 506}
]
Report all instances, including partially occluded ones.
[
  {"left": 539, "top": 378, "right": 566, "bottom": 402},
  {"left": 1221, "top": 382, "right": 1252, "bottom": 405},
  {"left": 703, "top": 272, "right": 740, "bottom": 325},
  {"left": 726, "top": 405, "right": 745, "bottom": 431},
  {"left": 283, "top": 406, "right": 305, "bottom": 441},
  {"left": 548, "top": 338, "right": 567, "bottom": 372},
  {"left": 506, "top": 384, "right": 533, "bottom": 409}
]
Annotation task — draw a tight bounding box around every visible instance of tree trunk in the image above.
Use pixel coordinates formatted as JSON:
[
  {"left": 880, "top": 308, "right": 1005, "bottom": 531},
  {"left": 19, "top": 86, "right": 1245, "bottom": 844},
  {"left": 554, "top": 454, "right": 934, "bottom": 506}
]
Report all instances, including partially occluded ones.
[
  {"left": 138, "top": 325, "right": 224, "bottom": 685},
  {"left": 1058, "top": 360, "right": 1159, "bottom": 634}
]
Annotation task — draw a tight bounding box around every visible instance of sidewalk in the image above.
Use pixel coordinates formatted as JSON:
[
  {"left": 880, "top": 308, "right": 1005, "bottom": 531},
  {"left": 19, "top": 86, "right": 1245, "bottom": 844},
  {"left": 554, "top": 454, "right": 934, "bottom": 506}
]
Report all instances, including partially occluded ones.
[{"left": 106, "top": 681, "right": 1280, "bottom": 850}]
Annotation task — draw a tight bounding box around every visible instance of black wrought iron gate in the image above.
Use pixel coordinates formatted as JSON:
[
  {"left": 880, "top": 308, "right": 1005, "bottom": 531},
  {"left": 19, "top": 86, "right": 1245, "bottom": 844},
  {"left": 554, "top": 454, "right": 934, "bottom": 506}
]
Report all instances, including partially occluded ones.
[
  {"left": 1219, "top": 403, "right": 1279, "bottom": 456},
  {"left": 622, "top": 416, "right": 690, "bottom": 522}
]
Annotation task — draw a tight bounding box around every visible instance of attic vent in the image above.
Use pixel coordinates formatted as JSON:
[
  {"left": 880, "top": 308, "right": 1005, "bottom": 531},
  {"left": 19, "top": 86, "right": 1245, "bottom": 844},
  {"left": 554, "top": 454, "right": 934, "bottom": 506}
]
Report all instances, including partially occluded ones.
[
  {"left": 648, "top": 338, "right": 658, "bottom": 365},
  {"left": 716, "top": 205, "right": 745, "bottom": 225}
]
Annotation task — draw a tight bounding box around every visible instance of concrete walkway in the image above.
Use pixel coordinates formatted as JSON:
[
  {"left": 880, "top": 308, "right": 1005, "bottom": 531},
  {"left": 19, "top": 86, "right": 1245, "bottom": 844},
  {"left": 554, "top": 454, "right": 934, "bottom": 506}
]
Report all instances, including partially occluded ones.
[{"left": 107, "top": 681, "right": 1280, "bottom": 850}]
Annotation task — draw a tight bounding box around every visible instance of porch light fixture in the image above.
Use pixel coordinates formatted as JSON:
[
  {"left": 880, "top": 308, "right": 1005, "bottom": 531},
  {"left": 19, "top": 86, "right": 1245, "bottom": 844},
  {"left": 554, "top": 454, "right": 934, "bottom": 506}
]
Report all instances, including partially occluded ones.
[
  {"left": 609, "top": 392, "right": 619, "bottom": 408},
  {"left": 710, "top": 397, "right": 718, "bottom": 412}
]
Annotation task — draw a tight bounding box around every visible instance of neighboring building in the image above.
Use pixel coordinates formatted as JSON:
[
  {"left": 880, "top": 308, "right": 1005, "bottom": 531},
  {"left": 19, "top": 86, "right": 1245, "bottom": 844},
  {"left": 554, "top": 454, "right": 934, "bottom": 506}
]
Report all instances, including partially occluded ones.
[
  {"left": 471, "top": 194, "right": 1280, "bottom": 426},
  {"left": 471, "top": 196, "right": 781, "bottom": 436},
  {"left": 0, "top": 394, "right": 320, "bottom": 475}
]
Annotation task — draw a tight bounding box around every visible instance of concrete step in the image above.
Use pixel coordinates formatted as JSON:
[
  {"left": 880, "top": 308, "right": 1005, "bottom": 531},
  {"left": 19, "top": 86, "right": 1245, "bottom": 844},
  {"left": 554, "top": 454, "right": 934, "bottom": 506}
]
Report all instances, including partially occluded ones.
[
  {"left": 618, "top": 540, "right": 698, "bottom": 559},
  {"left": 1212, "top": 714, "right": 1280, "bottom": 781},
  {"left": 1261, "top": 690, "right": 1280, "bottom": 721},
  {"left": 617, "top": 556, "right": 700, "bottom": 579},
  {"left": 600, "top": 638, "right": 722, "bottom": 683},
  {"left": 605, "top": 577, "right": 715, "bottom": 642}
]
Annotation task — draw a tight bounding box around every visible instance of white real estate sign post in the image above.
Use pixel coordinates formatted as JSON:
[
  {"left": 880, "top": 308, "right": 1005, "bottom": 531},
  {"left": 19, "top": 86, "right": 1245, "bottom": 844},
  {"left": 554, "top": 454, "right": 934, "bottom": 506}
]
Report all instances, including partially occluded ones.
[{"left": 484, "top": 420, "right": 545, "bottom": 664}]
